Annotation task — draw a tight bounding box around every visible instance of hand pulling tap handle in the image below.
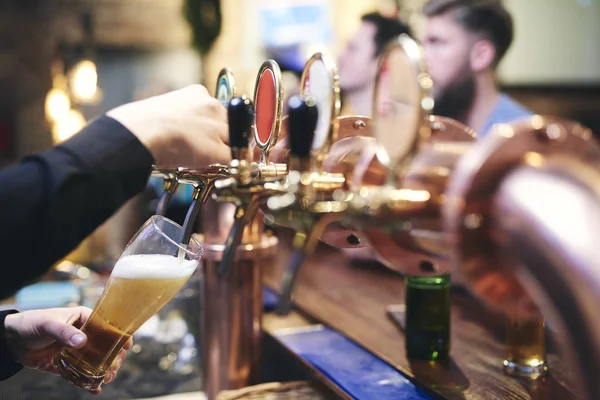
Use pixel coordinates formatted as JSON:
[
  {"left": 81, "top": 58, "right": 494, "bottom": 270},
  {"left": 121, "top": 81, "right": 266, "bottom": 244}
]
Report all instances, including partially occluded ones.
[
  {"left": 287, "top": 94, "right": 318, "bottom": 163},
  {"left": 215, "top": 96, "right": 256, "bottom": 277}
]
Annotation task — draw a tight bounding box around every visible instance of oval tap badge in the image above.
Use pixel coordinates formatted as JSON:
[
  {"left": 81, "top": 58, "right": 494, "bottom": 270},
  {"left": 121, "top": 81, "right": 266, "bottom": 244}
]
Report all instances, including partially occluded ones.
[
  {"left": 215, "top": 68, "right": 237, "bottom": 108},
  {"left": 253, "top": 60, "right": 283, "bottom": 161}
]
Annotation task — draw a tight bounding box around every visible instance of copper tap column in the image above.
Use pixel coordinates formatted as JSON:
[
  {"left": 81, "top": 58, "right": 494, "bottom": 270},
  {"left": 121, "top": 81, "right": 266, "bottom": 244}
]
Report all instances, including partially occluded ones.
[
  {"left": 198, "top": 61, "right": 289, "bottom": 397},
  {"left": 197, "top": 93, "right": 280, "bottom": 399}
]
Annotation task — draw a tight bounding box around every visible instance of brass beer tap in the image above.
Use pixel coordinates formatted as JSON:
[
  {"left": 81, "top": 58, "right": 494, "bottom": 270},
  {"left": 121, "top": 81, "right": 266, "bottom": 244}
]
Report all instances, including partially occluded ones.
[
  {"left": 265, "top": 94, "right": 347, "bottom": 314},
  {"left": 149, "top": 67, "right": 239, "bottom": 220},
  {"left": 214, "top": 60, "right": 289, "bottom": 277},
  {"left": 215, "top": 53, "right": 353, "bottom": 277},
  {"left": 257, "top": 51, "right": 349, "bottom": 314},
  {"left": 320, "top": 34, "right": 477, "bottom": 278},
  {"left": 151, "top": 168, "right": 179, "bottom": 216}
]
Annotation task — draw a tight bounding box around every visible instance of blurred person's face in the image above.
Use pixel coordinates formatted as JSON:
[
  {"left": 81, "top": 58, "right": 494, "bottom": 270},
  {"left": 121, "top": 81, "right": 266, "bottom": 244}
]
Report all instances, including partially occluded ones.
[
  {"left": 422, "top": 13, "right": 473, "bottom": 97},
  {"left": 422, "top": 13, "right": 476, "bottom": 120},
  {"left": 338, "top": 22, "right": 380, "bottom": 93}
]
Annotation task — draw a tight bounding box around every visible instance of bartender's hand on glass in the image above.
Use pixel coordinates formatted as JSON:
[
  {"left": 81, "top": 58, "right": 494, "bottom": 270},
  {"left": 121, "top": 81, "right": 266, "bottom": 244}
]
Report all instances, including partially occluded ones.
[
  {"left": 107, "top": 84, "right": 231, "bottom": 167},
  {"left": 4, "top": 307, "right": 131, "bottom": 395}
]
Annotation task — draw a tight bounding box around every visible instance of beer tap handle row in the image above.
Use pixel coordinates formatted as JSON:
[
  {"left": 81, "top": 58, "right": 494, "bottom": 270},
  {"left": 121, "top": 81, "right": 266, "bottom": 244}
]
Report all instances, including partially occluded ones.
[{"left": 216, "top": 95, "right": 318, "bottom": 278}]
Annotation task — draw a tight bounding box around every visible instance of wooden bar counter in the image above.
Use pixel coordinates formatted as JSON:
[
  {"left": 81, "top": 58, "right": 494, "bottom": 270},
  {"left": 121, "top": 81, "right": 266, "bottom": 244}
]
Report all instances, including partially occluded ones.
[{"left": 262, "top": 229, "right": 581, "bottom": 400}]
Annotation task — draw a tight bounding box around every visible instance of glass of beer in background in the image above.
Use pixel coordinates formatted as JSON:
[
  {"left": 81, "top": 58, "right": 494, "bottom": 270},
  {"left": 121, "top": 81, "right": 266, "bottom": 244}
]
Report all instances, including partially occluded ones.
[
  {"left": 55, "top": 215, "right": 203, "bottom": 391},
  {"left": 503, "top": 310, "right": 547, "bottom": 379}
]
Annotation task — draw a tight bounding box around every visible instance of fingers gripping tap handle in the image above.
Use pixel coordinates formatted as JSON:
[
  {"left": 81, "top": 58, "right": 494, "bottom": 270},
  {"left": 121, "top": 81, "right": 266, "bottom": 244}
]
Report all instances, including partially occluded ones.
[
  {"left": 287, "top": 95, "right": 318, "bottom": 160},
  {"left": 227, "top": 96, "right": 255, "bottom": 154}
]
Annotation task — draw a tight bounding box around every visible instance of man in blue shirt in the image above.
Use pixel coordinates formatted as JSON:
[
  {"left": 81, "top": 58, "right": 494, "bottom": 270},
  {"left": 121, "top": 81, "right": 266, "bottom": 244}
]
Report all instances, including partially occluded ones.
[{"left": 421, "top": 0, "right": 532, "bottom": 137}]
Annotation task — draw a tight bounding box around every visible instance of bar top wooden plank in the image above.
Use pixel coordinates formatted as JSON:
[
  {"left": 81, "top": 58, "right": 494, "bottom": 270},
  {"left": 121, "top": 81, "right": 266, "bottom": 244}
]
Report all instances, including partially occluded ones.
[{"left": 262, "top": 229, "right": 580, "bottom": 400}]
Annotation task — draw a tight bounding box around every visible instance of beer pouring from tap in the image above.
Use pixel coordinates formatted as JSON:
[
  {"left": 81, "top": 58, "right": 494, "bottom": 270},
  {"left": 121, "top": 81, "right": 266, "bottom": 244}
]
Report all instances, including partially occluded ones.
[
  {"left": 152, "top": 169, "right": 179, "bottom": 216},
  {"left": 177, "top": 165, "right": 230, "bottom": 245}
]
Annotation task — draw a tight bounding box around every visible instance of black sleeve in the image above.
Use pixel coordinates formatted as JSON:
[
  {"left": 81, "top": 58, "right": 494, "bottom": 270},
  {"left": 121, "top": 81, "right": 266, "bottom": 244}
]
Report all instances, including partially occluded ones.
[
  {"left": 0, "top": 310, "right": 22, "bottom": 380},
  {"left": 0, "top": 116, "right": 154, "bottom": 300}
]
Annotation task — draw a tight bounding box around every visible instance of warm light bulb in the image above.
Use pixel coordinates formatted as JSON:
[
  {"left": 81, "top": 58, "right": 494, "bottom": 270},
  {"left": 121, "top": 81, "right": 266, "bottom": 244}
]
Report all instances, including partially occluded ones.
[
  {"left": 45, "top": 88, "right": 71, "bottom": 122},
  {"left": 52, "top": 109, "right": 86, "bottom": 143},
  {"left": 70, "top": 60, "right": 98, "bottom": 103}
]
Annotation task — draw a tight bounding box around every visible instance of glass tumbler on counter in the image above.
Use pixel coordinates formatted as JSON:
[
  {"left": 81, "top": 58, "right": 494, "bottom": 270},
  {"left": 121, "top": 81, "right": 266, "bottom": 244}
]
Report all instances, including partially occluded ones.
[
  {"left": 55, "top": 215, "right": 203, "bottom": 391},
  {"left": 503, "top": 311, "right": 547, "bottom": 378}
]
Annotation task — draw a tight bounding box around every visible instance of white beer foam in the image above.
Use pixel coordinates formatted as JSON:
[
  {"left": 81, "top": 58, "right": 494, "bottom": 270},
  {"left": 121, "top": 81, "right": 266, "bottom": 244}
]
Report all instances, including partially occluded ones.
[{"left": 112, "top": 254, "right": 197, "bottom": 279}]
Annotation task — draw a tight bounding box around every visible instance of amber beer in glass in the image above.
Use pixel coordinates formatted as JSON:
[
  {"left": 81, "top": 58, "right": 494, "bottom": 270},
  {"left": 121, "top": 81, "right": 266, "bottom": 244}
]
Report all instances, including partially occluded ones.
[
  {"left": 503, "top": 312, "right": 547, "bottom": 378},
  {"left": 55, "top": 216, "right": 202, "bottom": 391}
]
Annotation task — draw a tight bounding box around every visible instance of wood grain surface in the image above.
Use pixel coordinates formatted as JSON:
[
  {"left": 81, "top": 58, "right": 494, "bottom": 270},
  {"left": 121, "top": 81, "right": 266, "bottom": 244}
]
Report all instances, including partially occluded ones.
[{"left": 262, "top": 229, "right": 581, "bottom": 400}]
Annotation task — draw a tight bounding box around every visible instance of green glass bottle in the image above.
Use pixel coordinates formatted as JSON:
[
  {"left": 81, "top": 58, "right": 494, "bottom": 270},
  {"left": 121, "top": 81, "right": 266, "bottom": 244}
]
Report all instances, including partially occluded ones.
[{"left": 405, "top": 272, "right": 451, "bottom": 360}]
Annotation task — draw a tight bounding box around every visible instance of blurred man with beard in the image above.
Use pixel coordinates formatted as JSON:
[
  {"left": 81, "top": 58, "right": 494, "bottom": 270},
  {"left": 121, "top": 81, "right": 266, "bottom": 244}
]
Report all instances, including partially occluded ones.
[
  {"left": 338, "top": 12, "right": 412, "bottom": 116},
  {"left": 422, "top": 0, "right": 531, "bottom": 136}
]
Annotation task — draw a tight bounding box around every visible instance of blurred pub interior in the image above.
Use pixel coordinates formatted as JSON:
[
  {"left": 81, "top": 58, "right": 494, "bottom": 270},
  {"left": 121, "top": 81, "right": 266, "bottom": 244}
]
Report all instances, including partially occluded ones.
[
  {"left": 0, "top": 0, "right": 598, "bottom": 165},
  {"left": 0, "top": 0, "right": 599, "bottom": 398}
]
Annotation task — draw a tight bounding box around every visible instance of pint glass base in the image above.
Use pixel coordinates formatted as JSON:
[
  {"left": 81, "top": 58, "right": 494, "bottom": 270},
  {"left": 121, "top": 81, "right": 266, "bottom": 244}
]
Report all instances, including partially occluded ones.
[
  {"left": 55, "top": 354, "right": 106, "bottom": 391},
  {"left": 503, "top": 358, "right": 547, "bottom": 379}
]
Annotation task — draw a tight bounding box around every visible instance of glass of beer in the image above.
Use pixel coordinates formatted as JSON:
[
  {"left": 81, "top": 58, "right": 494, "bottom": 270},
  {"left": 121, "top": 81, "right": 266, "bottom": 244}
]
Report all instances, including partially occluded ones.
[
  {"left": 55, "top": 215, "right": 203, "bottom": 391},
  {"left": 503, "top": 312, "right": 547, "bottom": 379}
]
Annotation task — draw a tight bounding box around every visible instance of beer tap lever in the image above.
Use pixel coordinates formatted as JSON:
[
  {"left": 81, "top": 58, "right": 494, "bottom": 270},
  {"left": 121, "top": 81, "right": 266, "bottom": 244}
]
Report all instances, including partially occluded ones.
[
  {"left": 287, "top": 95, "right": 317, "bottom": 164},
  {"left": 216, "top": 96, "right": 256, "bottom": 277},
  {"left": 228, "top": 96, "right": 254, "bottom": 164},
  {"left": 274, "top": 95, "right": 319, "bottom": 314}
]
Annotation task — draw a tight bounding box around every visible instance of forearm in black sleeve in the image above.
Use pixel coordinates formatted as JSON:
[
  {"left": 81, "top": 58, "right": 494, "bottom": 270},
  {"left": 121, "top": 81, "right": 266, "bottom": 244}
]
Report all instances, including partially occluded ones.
[
  {"left": 0, "top": 310, "right": 22, "bottom": 380},
  {"left": 0, "top": 116, "right": 154, "bottom": 299}
]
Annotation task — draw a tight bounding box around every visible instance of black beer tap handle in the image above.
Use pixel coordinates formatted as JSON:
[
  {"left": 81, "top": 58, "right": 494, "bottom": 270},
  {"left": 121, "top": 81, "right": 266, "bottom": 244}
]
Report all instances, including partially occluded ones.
[
  {"left": 227, "top": 96, "right": 254, "bottom": 153},
  {"left": 287, "top": 95, "right": 318, "bottom": 159}
]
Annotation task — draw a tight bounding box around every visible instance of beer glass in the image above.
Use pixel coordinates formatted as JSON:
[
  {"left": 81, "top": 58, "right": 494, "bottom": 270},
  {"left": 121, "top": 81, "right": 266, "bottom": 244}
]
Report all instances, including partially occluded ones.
[
  {"left": 503, "top": 312, "right": 547, "bottom": 378},
  {"left": 55, "top": 215, "right": 203, "bottom": 391}
]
